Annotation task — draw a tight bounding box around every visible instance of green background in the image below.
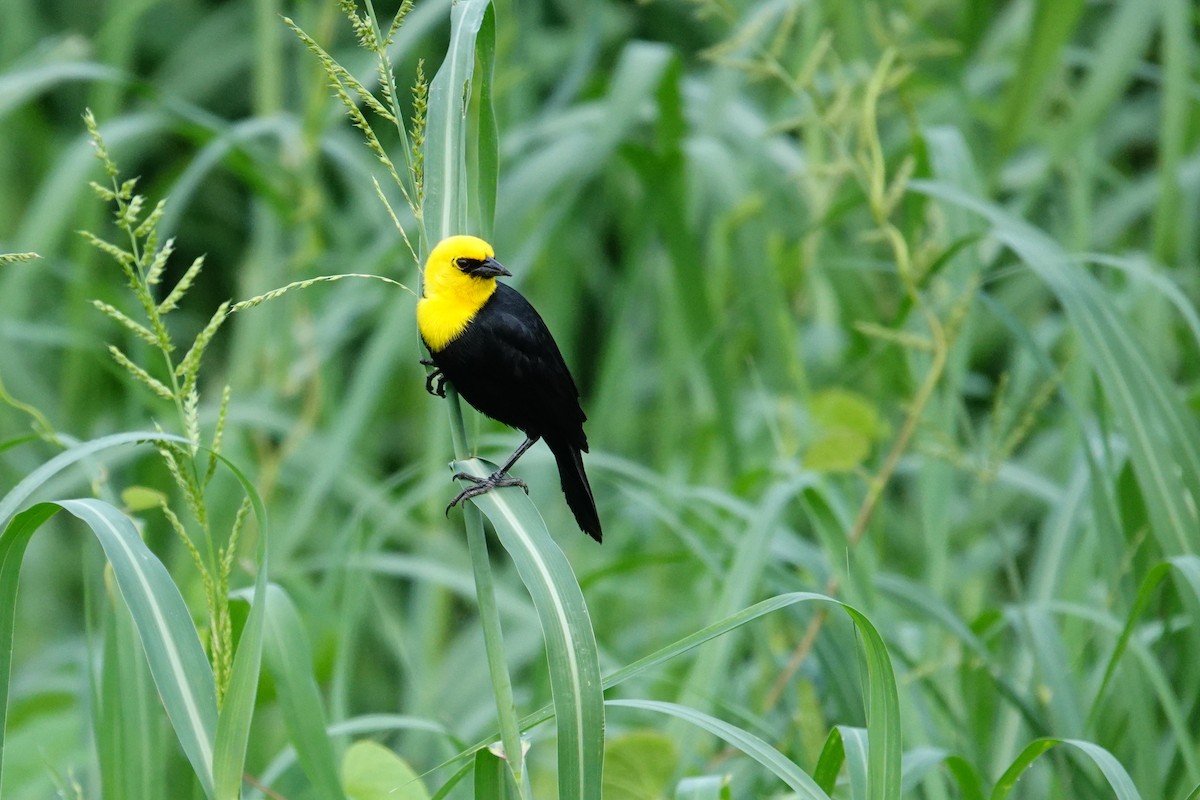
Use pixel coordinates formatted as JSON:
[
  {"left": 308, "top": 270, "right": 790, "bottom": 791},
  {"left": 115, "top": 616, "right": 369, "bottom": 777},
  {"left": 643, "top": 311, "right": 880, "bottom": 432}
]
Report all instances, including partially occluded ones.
[{"left": 1, "top": 0, "right": 1198, "bottom": 797}]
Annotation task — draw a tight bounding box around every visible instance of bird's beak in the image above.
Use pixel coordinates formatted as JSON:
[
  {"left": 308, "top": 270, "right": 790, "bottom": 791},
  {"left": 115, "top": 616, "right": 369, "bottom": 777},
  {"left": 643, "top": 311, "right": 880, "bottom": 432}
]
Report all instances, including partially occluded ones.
[{"left": 472, "top": 257, "right": 512, "bottom": 279}]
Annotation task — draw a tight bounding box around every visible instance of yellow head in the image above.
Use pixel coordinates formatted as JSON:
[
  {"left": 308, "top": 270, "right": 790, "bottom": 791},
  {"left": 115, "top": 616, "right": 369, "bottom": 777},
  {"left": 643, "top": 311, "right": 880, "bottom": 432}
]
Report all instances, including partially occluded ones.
[
  {"left": 417, "top": 235, "right": 512, "bottom": 351},
  {"left": 421, "top": 235, "right": 511, "bottom": 298}
]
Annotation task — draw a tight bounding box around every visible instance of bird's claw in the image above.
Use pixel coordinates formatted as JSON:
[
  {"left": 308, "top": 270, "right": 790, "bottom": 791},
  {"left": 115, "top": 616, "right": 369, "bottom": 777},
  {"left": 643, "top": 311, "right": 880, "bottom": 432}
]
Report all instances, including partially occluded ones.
[
  {"left": 444, "top": 471, "right": 529, "bottom": 516},
  {"left": 420, "top": 359, "right": 447, "bottom": 397}
]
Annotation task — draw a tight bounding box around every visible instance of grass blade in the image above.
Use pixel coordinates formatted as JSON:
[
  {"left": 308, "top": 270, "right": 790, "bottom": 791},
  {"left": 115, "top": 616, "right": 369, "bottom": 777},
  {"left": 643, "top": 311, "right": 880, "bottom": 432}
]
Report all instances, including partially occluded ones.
[
  {"left": 1091, "top": 556, "right": 1200, "bottom": 722},
  {"left": 56, "top": 499, "right": 219, "bottom": 796},
  {"left": 607, "top": 699, "right": 830, "bottom": 800},
  {"left": 470, "top": 3, "right": 498, "bottom": 239},
  {"left": 211, "top": 455, "right": 270, "bottom": 800},
  {"left": 261, "top": 583, "right": 345, "bottom": 799},
  {"left": 0, "top": 430, "right": 188, "bottom": 527},
  {"left": 95, "top": 586, "right": 166, "bottom": 800},
  {"left": 0, "top": 502, "right": 61, "bottom": 787},
  {"left": 424, "top": 0, "right": 491, "bottom": 241},
  {"left": 911, "top": 179, "right": 1200, "bottom": 556},
  {"left": 452, "top": 457, "right": 604, "bottom": 800},
  {"left": 991, "top": 738, "right": 1143, "bottom": 800}
]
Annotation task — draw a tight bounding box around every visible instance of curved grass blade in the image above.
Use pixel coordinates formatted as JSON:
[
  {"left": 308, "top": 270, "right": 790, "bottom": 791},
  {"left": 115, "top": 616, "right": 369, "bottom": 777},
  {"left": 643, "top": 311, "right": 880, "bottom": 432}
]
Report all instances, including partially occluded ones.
[
  {"left": 607, "top": 699, "right": 829, "bottom": 800},
  {"left": 260, "top": 584, "right": 345, "bottom": 799},
  {"left": 427, "top": 590, "right": 900, "bottom": 799},
  {"left": 911, "top": 179, "right": 1200, "bottom": 556},
  {"left": 1091, "top": 556, "right": 1200, "bottom": 724},
  {"left": 991, "top": 738, "right": 1142, "bottom": 800},
  {"left": 897, "top": 748, "right": 985, "bottom": 800},
  {"left": 839, "top": 726, "right": 869, "bottom": 800},
  {"left": 0, "top": 430, "right": 188, "bottom": 527},
  {"left": 625, "top": 594, "right": 900, "bottom": 800},
  {"left": 1, "top": 500, "right": 220, "bottom": 797},
  {"left": 452, "top": 457, "right": 604, "bottom": 800},
  {"left": 0, "top": 502, "right": 61, "bottom": 786},
  {"left": 210, "top": 452, "right": 271, "bottom": 800},
  {"left": 252, "top": 714, "right": 455, "bottom": 798}
]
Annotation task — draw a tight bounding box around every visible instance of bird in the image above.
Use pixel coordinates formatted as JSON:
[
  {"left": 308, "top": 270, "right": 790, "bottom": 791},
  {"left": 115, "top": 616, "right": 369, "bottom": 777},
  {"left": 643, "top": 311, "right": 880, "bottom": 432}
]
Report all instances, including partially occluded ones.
[{"left": 416, "top": 234, "right": 602, "bottom": 542}]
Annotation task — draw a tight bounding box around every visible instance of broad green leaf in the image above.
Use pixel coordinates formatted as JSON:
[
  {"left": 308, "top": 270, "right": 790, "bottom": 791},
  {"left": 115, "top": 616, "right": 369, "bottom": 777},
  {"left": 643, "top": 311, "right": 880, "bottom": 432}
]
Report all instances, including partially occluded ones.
[
  {"left": 603, "top": 730, "right": 678, "bottom": 800},
  {"left": 95, "top": 579, "right": 166, "bottom": 800},
  {"left": 342, "top": 740, "right": 430, "bottom": 800},
  {"left": 453, "top": 457, "right": 604, "bottom": 800},
  {"left": 0, "top": 500, "right": 218, "bottom": 797},
  {"left": 121, "top": 485, "right": 168, "bottom": 511},
  {"left": 253, "top": 714, "right": 455, "bottom": 797},
  {"left": 805, "top": 428, "right": 872, "bottom": 473}
]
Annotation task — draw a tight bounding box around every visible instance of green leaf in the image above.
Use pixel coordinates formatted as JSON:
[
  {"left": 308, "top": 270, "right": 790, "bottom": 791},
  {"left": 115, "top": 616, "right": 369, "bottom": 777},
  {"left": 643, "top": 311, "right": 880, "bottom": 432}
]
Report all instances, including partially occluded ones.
[
  {"left": 452, "top": 457, "right": 605, "bottom": 800},
  {"left": 603, "top": 730, "right": 678, "bottom": 800},
  {"left": 262, "top": 584, "right": 345, "bottom": 799},
  {"left": 0, "top": 430, "right": 187, "bottom": 527},
  {"left": 424, "top": 0, "right": 492, "bottom": 242},
  {"left": 804, "top": 428, "right": 872, "bottom": 473},
  {"left": 1091, "top": 556, "right": 1200, "bottom": 722},
  {"left": 212, "top": 454, "right": 271, "bottom": 800},
  {"left": 473, "top": 748, "right": 513, "bottom": 799},
  {"left": 608, "top": 700, "right": 829, "bottom": 800},
  {"left": 121, "top": 485, "right": 168, "bottom": 512},
  {"left": 342, "top": 740, "right": 430, "bottom": 800},
  {"left": 674, "top": 775, "right": 731, "bottom": 800},
  {"left": 0, "top": 500, "right": 218, "bottom": 797},
  {"left": 999, "top": 0, "right": 1085, "bottom": 151},
  {"left": 94, "top": 579, "right": 167, "bottom": 800},
  {"left": 471, "top": 2, "right": 498, "bottom": 239},
  {"left": 991, "top": 738, "right": 1142, "bottom": 800},
  {"left": 470, "top": 590, "right": 902, "bottom": 800},
  {"left": 912, "top": 180, "right": 1200, "bottom": 556},
  {"left": 810, "top": 388, "right": 885, "bottom": 437}
]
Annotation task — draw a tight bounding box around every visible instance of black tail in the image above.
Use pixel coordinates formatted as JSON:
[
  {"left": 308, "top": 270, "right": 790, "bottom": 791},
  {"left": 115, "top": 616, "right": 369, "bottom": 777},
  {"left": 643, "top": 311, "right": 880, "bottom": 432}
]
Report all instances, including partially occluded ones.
[{"left": 546, "top": 437, "right": 602, "bottom": 542}]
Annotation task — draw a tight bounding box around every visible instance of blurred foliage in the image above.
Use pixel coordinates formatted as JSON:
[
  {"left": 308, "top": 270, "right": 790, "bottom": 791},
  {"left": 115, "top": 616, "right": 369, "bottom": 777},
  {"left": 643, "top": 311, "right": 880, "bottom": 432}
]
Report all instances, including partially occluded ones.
[{"left": 1, "top": 0, "right": 1199, "bottom": 797}]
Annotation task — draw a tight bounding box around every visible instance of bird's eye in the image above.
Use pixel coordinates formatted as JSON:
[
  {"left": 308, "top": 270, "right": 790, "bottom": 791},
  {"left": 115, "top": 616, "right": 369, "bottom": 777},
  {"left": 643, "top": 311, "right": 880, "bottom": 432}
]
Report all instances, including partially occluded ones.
[{"left": 455, "top": 257, "right": 478, "bottom": 271}]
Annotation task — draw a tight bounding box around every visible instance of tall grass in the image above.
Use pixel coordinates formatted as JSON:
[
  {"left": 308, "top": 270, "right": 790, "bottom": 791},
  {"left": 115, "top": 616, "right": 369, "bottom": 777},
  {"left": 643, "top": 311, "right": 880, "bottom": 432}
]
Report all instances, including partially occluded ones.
[{"left": 1, "top": 0, "right": 1199, "bottom": 797}]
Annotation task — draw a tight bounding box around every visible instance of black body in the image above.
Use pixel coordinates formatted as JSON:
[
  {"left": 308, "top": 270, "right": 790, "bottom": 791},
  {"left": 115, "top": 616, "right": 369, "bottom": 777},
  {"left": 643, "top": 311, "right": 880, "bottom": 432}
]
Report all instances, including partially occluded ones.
[{"left": 428, "top": 283, "right": 602, "bottom": 541}]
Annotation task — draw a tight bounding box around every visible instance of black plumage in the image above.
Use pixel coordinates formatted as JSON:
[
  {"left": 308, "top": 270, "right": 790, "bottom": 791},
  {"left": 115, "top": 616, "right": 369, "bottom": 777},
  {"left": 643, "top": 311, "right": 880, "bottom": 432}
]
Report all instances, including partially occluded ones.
[{"left": 427, "top": 283, "right": 602, "bottom": 542}]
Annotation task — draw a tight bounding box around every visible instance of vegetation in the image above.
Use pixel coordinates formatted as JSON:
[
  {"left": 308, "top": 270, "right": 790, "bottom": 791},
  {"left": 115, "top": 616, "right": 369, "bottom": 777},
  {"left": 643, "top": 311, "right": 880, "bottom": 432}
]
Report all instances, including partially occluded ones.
[{"left": 1, "top": 0, "right": 1198, "bottom": 798}]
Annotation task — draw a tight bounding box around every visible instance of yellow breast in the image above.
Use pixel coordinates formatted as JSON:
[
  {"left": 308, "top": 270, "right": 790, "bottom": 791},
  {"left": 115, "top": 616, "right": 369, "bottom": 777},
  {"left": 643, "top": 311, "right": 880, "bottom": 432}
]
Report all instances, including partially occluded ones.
[{"left": 418, "top": 294, "right": 488, "bottom": 351}]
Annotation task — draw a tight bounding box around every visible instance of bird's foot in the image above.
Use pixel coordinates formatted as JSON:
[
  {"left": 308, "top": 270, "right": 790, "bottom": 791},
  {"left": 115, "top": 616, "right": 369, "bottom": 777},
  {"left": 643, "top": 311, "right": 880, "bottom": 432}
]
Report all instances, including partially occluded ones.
[
  {"left": 420, "top": 359, "right": 447, "bottom": 397},
  {"left": 445, "top": 470, "right": 530, "bottom": 515}
]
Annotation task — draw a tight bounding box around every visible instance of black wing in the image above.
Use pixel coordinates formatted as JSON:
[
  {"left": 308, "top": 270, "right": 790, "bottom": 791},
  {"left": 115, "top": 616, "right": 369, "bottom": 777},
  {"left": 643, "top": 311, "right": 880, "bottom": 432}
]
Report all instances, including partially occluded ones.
[{"left": 433, "top": 283, "right": 588, "bottom": 449}]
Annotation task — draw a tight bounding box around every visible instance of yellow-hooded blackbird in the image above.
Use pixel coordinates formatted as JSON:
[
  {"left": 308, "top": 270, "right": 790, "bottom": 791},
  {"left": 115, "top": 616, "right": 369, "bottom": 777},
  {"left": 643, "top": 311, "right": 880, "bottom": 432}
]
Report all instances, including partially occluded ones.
[{"left": 416, "top": 235, "right": 602, "bottom": 542}]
